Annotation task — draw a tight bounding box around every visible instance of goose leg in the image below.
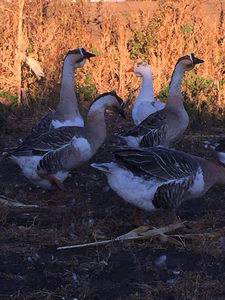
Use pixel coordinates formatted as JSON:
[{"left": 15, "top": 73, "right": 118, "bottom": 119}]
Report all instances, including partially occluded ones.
[{"left": 40, "top": 174, "right": 65, "bottom": 191}]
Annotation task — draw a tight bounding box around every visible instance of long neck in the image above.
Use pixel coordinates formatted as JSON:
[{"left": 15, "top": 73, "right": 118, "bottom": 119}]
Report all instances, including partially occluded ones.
[
  {"left": 86, "top": 102, "right": 107, "bottom": 152},
  {"left": 55, "top": 56, "right": 81, "bottom": 120},
  {"left": 166, "top": 63, "right": 185, "bottom": 109},
  {"left": 137, "top": 73, "right": 154, "bottom": 102}
]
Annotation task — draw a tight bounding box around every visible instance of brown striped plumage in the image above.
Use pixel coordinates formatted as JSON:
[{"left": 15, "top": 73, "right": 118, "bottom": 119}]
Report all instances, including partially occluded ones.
[
  {"left": 8, "top": 91, "right": 125, "bottom": 189},
  {"left": 92, "top": 147, "right": 225, "bottom": 215}
]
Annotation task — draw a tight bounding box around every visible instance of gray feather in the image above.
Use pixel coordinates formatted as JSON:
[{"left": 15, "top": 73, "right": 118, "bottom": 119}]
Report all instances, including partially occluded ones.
[
  {"left": 114, "top": 147, "right": 199, "bottom": 181},
  {"left": 153, "top": 176, "right": 195, "bottom": 209},
  {"left": 120, "top": 109, "right": 168, "bottom": 147},
  {"left": 21, "top": 111, "right": 54, "bottom": 145}
]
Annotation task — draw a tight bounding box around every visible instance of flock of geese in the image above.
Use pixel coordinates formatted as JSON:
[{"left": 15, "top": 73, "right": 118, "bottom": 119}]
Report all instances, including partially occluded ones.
[{"left": 4, "top": 47, "right": 225, "bottom": 226}]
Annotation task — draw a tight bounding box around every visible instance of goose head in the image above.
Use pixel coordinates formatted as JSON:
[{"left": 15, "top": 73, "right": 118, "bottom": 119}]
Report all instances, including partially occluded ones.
[
  {"left": 89, "top": 91, "right": 126, "bottom": 118},
  {"left": 66, "top": 47, "right": 96, "bottom": 68},
  {"left": 127, "top": 62, "right": 152, "bottom": 78},
  {"left": 176, "top": 53, "right": 204, "bottom": 71}
]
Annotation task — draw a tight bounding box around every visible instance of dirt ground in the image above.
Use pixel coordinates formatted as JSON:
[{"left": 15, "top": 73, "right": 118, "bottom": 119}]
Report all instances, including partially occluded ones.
[{"left": 1, "top": 100, "right": 225, "bottom": 299}]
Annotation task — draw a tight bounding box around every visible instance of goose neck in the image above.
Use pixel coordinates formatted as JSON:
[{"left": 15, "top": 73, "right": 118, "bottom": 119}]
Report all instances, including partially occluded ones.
[
  {"left": 167, "top": 63, "right": 185, "bottom": 107},
  {"left": 61, "top": 59, "right": 76, "bottom": 93},
  {"left": 139, "top": 74, "right": 154, "bottom": 101},
  {"left": 56, "top": 57, "right": 79, "bottom": 116},
  {"left": 86, "top": 94, "right": 115, "bottom": 141},
  {"left": 86, "top": 110, "right": 107, "bottom": 150},
  {"left": 62, "top": 56, "right": 76, "bottom": 79}
]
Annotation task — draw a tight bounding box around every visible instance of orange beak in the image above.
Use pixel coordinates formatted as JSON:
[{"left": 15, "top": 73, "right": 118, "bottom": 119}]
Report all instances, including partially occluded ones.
[{"left": 127, "top": 67, "right": 134, "bottom": 72}]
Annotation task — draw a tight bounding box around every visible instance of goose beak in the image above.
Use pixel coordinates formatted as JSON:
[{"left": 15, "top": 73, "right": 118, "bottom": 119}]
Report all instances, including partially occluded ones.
[
  {"left": 192, "top": 55, "right": 204, "bottom": 65},
  {"left": 84, "top": 51, "right": 96, "bottom": 59},
  {"left": 127, "top": 67, "right": 134, "bottom": 72}
]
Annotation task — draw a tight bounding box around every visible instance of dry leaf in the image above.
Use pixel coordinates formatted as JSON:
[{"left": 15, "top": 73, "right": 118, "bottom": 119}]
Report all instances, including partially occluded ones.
[
  {"left": 26, "top": 57, "right": 45, "bottom": 80},
  {"left": 57, "top": 222, "right": 183, "bottom": 250}
]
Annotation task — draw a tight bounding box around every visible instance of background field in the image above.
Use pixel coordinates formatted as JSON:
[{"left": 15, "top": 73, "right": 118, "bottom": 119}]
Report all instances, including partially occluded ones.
[{"left": 0, "top": 0, "right": 225, "bottom": 299}]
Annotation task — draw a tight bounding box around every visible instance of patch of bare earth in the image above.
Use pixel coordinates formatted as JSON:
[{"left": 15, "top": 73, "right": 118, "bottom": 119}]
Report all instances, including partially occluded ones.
[{"left": 0, "top": 104, "right": 225, "bottom": 299}]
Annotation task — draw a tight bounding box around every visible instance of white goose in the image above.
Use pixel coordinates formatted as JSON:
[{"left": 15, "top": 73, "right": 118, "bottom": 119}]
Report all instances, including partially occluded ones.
[
  {"left": 8, "top": 91, "right": 126, "bottom": 190},
  {"left": 118, "top": 54, "right": 204, "bottom": 148},
  {"left": 21, "top": 47, "right": 96, "bottom": 144},
  {"left": 92, "top": 147, "right": 225, "bottom": 223},
  {"left": 128, "top": 62, "right": 164, "bottom": 125}
]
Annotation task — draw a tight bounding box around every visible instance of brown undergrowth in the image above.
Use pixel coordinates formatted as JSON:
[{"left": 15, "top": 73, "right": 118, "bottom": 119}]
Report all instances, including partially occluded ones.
[{"left": 0, "top": 0, "right": 224, "bottom": 122}]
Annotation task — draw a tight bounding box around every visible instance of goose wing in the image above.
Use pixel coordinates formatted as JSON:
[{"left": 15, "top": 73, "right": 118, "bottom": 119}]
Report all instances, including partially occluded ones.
[
  {"left": 152, "top": 175, "right": 195, "bottom": 209},
  {"left": 120, "top": 109, "right": 167, "bottom": 147},
  {"left": 37, "top": 143, "right": 72, "bottom": 174},
  {"left": 114, "top": 147, "right": 199, "bottom": 181},
  {"left": 38, "top": 135, "right": 91, "bottom": 174},
  {"left": 21, "top": 111, "right": 54, "bottom": 144},
  {"left": 10, "top": 125, "right": 85, "bottom": 157}
]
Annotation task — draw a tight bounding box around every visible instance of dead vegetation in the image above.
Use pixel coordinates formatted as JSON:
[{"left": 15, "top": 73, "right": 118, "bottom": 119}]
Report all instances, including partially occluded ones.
[
  {"left": 0, "top": 0, "right": 225, "bottom": 299},
  {"left": 0, "top": 0, "right": 224, "bottom": 113}
]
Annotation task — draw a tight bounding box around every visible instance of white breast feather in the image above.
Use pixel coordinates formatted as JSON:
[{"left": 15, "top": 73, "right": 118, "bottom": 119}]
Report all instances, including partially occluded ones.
[
  {"left": 11, "top": 155, "right": 69, "bottom": 189},
  {"left": 11, "top": 155, "right": 51, "bottom": 188},
  {"left": 11, "top": 155, "right": 41, "bottom": 179},
  {"left": 189, "top": 167, "right": 205, "bottom": 195},
  {"left": 72, "top": 137, "right": 92, "bottom": 159},
  {"left": 106, "top": 164, "right": 163, "bottom": 211}
]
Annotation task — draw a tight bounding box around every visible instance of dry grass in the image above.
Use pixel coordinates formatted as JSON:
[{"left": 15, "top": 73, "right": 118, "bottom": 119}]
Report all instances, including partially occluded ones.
[{"left": 0, "top": 0, "right": 224, "bottom": 117}]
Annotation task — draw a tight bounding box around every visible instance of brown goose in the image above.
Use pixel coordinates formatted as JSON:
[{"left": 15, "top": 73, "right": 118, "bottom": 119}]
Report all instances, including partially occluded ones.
[
  {"left": 118, "top": 54, "right": 204, "bottom": 147},
  {"left": 21, "top": 47, "right": 96, "bottom": 144},
  {"left": 9, "top": 91, "right": 125, "bottom": 190},
  {"left": 91, "top": 147, "right": 225, "bottom": 222}
]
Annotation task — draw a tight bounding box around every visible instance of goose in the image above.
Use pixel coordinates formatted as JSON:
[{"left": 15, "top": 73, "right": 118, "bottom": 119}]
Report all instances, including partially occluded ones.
[
  {"left": 128, "top": 62, "right": 164, "bottom": 125},
  {"left": 118, "top": 54, "right": 204, "bottom": 148},
  {"left": 204, "top": 137, "right": 225, "bottom": 164},
  {"left": 21, "top": 47, "right": 96, "bottom": 144},
  {"left": 91, "top": 147, "right": 225, "bottom": 224},
  {"left": 8, "top": 91, "right": 126, "bottom": 190}
]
